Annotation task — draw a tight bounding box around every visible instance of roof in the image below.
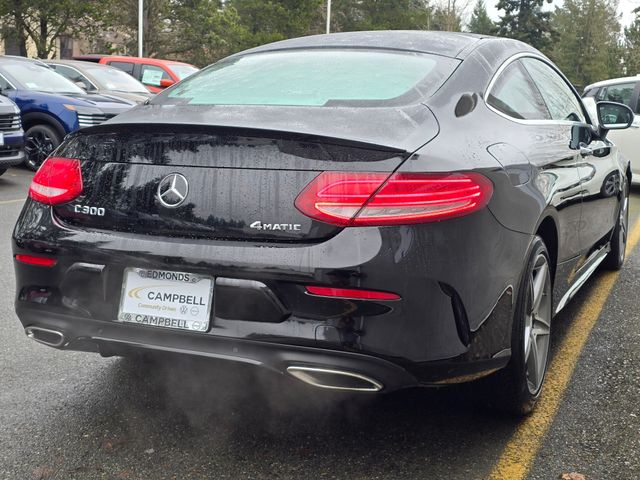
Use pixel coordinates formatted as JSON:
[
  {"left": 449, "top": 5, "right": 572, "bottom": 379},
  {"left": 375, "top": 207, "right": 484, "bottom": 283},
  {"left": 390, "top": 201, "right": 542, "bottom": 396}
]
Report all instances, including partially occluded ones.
[
  {"left": 73, "top": 54, "right": 193, "bottom": 66},
  {"left": 44, "top": 59, "right": 112, "bottom": 69},
  {"left": 0, "top": 55, "right": 49, "bottom": 67},
  {"left": 236, "top": 30, "right": 489, "bottom": 59},
  {"left": 584, "top": 75, "right": 640, "bottom": 92}
]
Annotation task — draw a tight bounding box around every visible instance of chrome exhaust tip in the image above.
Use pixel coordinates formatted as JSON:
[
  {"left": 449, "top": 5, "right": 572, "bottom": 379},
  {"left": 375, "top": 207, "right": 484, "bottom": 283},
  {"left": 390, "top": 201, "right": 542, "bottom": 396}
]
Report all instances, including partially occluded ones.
[
  {"left": 286, "top": 366, "right": 383, "bottom": 392},
  {"left": 24, "top": 326, "right": 66, "bottom": 348}
]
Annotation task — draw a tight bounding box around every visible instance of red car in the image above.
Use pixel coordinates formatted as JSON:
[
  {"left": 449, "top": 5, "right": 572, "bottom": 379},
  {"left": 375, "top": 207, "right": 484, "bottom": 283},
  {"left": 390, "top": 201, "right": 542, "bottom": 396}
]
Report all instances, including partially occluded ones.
[{"left": 72, "top": 55, "right": 199, "bottom": 93}]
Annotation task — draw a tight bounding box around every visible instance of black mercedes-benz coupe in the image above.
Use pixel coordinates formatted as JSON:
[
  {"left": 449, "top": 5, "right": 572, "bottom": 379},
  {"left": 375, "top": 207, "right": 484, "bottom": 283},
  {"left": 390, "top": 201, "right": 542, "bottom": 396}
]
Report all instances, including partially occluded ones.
[{"left": 13, "top": 31, "right": 633, "bottom": 414}]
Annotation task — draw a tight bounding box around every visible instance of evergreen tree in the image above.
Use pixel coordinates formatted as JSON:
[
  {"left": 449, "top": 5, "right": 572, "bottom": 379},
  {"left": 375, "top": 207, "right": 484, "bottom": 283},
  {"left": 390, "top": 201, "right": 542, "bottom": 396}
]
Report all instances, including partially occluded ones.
[
  {"left": 468, "top": 0, "right": 496, "bottom": 34},
  {"left": 550, "top": 0, "right": 622, "bottom": 88},
  {"left": 496, "top": 0, "right": 555, "bottom": 52},
  {"left": 432, "top": 0, "right": 463, "bottom": 32},
  {"left": 624, "top": 8, "right": 640, "bottom": 75},
  {"left": 330, "top": 0, "right": 432, "bottom": 31}
]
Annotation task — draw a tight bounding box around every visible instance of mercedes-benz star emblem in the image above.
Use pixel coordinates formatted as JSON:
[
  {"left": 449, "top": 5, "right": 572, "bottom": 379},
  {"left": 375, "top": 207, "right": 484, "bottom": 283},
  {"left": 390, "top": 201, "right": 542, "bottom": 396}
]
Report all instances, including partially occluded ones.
[{"left": 157, "top": 173, "right": 189, "bottom": 208}]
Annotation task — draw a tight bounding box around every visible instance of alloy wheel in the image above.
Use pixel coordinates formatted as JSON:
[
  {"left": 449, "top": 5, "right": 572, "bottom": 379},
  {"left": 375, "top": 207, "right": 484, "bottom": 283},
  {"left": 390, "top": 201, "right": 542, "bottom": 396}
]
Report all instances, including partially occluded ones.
[
  {"left": 24, "top": 130, "right": 55, "bottom": 170},
  {"left": 618, "top": 186, "right": 629, "bottom": 263},
  {"left": 523, "top": 253, "right": 552, "bottom": 395}
]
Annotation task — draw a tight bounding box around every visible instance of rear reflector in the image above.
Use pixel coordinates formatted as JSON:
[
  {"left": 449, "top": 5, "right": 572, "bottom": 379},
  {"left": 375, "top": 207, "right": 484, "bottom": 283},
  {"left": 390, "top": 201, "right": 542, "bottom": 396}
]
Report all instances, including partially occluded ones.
[
  {"left": 295, "top": 171, "right": 493, "bottom": 226},
  {"left": 15, "top": 254, "right": 57, "bottom": 267},
  {"left": 29, "top": 157, "right": 83, "bottom": 205},
  {"left": 306, "top": 286, "right": 400, "bottom": 300}
]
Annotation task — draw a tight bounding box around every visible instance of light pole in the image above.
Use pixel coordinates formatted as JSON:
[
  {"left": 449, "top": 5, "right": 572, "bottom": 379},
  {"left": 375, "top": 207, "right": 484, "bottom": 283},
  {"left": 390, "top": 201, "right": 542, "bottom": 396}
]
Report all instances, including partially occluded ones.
[
  {"left": 138, "top": 0, "right": 144, "bottom": 57},
  {"left": 326, "top": 0, "right": 331, "bottom": 34}
]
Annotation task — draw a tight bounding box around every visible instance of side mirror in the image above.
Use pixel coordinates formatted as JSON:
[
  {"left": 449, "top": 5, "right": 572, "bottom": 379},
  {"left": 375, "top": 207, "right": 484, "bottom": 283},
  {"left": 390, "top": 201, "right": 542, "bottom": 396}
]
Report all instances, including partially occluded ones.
[
  {"left": 159, "top": 79, "right": 175, "bottom": 88},
  {"left": 597, "top": 101, "right": 634, "bottom": 130},
  {"left": 74, "top": 81, "right": 87, "bottom": 91}
]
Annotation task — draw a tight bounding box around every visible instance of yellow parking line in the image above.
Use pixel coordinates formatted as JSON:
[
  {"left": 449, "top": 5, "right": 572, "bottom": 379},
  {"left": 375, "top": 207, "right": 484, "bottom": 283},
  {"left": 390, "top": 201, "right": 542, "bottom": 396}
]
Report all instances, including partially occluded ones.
[
  {"left": 0, "top": 198, "right": 25, "bottom": 205},
  {"left": 489, "top": 217, "right": 640, "bottom": 480}
]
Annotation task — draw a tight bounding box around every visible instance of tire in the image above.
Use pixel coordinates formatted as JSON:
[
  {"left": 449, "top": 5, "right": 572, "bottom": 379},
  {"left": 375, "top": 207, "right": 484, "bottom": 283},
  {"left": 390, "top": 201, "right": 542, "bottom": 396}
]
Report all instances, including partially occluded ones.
[
  {"left": 486, "top": 236, "right": 553, "bottom": 415},
  {"left": 603, "top": 178, "right": 629, "bottom": 270},
  {"left": 0, "top": 168, "right": 6, "bottom": 177},
  {"left": 24, "top": 124, "right": 62, "bottom": 171}
]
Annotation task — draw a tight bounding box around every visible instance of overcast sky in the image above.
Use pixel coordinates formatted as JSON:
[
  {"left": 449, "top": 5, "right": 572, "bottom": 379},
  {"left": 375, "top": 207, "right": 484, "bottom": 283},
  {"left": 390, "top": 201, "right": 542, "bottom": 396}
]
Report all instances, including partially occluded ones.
[{"left": 484, "top": 0, "right": 640, "bottom": 26}]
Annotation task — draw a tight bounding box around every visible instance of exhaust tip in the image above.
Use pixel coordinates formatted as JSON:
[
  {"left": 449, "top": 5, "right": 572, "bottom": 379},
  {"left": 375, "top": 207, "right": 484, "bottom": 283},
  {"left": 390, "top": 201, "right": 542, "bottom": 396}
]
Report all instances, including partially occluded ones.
[
  {"left": 25, "top": 326, "right": 66, "bottom": 348},
  {"left": 287, "top": 366, "right": 383, "bottom": 392}
]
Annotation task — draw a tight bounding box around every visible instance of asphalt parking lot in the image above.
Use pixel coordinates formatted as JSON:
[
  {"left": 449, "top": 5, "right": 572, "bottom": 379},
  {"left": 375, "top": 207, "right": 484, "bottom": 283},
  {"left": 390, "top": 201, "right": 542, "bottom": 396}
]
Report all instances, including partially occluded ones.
[{"left": 1, "top": 166, "right": 639, "bottom": 480}]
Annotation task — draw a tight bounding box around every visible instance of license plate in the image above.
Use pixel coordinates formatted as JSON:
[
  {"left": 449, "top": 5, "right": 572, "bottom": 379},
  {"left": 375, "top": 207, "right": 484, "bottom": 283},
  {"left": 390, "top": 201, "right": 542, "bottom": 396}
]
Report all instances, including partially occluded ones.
[{"left": 118, "top": 268, "right": 213, "bottom": 332}]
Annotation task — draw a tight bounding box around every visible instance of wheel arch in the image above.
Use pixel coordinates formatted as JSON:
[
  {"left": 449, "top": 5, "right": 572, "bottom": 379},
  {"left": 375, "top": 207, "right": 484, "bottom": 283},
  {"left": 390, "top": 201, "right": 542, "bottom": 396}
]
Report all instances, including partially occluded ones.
[
  {"left": 535, "top": 215, "right": 558, "bottom": 283},
  {"left": 22, "top": 112, "right": 67, "bottom": 140}
]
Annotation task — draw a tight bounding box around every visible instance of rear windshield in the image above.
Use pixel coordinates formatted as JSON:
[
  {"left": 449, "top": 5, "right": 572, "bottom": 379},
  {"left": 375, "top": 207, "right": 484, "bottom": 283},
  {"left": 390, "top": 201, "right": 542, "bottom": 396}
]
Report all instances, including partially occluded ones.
[{"left": 155, "top": 49, "right": 458, "bottom": 107}]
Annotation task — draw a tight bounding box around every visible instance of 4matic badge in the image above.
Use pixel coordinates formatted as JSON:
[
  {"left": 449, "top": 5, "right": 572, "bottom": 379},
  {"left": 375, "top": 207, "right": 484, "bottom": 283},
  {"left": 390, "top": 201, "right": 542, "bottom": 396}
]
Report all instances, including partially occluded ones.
[{"left": 249, "top": 221, "right": 302, "bottom": 232}]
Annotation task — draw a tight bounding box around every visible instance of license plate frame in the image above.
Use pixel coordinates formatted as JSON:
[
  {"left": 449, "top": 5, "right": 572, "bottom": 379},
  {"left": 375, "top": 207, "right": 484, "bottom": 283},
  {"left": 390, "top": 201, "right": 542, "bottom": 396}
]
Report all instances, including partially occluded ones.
[{"left": 117, "top": 268, "right": 214, "bottom": 332}]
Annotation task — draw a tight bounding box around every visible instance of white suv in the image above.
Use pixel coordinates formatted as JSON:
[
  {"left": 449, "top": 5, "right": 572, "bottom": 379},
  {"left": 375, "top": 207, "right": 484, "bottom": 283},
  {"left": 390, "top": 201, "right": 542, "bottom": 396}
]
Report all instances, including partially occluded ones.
[{"left": 584, "top": 76, "right": 640, "bottom": 184}]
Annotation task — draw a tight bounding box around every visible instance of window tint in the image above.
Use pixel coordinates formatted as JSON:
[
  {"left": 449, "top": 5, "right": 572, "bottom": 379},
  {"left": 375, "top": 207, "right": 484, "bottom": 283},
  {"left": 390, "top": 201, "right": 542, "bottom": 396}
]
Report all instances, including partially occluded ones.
[
  {"left": 595, "top": 82, "right": 636, "bottom": 110},
  {"left": 141, "top": 64, "right": 170, "bottom": 87},
  {"left": 51, "top": 65, "right": 95, "bottom": 91},
  {"left": 522, "top": 58, "right": 585, "bottom": 122},
  {"left": 108, "top": 61, "right": 135, "bottom": 76},
  {"left": 487, "top": 61, "right": 550, "bottom": 120}
]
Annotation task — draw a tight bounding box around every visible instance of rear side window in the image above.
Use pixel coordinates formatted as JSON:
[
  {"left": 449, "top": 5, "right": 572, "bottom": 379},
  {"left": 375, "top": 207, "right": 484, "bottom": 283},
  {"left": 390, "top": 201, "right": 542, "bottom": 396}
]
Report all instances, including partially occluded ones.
[
  {"left": 108, "top": 61, "right": 135, "bottom": 76},
  {"left": 487, "top": 61, "right": 550, "bottom": 120},
  {"left": 156, "top": 49, "right": 459, "bottom": 107},
  {"left": 521, "top": 58, "right": 585, "bottom": 122},
  {"left": 595, "top": 82, "right": 636, "bottom": 110}
]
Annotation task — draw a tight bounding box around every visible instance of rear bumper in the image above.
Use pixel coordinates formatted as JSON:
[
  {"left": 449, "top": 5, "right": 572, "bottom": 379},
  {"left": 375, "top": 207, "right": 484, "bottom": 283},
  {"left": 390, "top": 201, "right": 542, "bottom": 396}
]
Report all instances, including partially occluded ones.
[
  {"left": 17, "top": 307, "right": 418, "bottom": 392},
  {"left": 13, "top": 200, "right": 531, "bottom": 389}
]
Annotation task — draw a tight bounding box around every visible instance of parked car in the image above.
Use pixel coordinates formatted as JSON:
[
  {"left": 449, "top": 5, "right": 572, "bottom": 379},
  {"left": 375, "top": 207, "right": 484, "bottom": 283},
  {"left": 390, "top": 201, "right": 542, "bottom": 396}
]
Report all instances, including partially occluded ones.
[
  {"left": 72, "top": 55, "right": 199, "bottom": 93},
  {"left": 44, "top": 60, "right": 152, "bottom": 104},
  {"left": 0, "top": 94, "right": 24, "bottom": 177},
  {"left": 0, "top": 56, "right": 136, "bottom": 170},
  {"left": 584, "top": 76, "right": 640, "bottom": 184},
  {"left": 14, "top": 32, "right": 632, "bottom": 415}
]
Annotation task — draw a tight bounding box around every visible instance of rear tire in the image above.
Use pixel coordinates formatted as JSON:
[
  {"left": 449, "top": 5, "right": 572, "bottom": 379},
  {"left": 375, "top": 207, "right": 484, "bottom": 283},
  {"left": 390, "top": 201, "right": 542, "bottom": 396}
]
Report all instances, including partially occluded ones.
[
  {"left": 603, "top": 178, "right": 629, "bottom": 270},
  {"left": 487, "top": 236, "right": 552, "bottom": 415},
  {"left": 24, "top": 124, "right": 62, "bottom": 171}
]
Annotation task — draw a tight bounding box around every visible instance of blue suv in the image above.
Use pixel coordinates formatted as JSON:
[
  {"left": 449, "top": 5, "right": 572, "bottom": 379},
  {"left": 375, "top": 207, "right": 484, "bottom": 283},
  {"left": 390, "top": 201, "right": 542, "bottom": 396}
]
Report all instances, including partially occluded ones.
[{"left": 0, "top": 56, "right": 136, "bottom": 170}]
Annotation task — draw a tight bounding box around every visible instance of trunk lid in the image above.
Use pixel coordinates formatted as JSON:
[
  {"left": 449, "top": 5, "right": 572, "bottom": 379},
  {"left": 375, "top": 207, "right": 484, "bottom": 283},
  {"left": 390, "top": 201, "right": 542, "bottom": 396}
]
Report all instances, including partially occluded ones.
[{"left": 52, "top": 126, "right": 417, "bottom": 242}]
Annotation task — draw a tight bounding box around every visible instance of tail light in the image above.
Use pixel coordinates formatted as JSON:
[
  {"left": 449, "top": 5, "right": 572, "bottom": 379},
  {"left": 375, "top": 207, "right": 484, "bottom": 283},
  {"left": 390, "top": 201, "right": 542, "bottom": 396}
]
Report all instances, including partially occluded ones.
[
  {"left": 295, "top": 171, "right": 493, "bottom": 226},
  {"left": 29, "top": 157, "right": 83, "bottom": 205}
]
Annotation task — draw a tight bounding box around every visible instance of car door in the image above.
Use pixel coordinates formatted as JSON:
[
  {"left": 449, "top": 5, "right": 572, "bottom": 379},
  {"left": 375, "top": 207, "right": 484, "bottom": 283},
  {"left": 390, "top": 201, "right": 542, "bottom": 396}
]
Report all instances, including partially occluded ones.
[
  {"left": 486, "top": 58, "right": 583, "bottom": 264},
  {"left": 595, "top": 82, "right": 640, "bottom": 176},
  {"left": 522, "top": 57, "right": 622, "bottom": 254}
]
